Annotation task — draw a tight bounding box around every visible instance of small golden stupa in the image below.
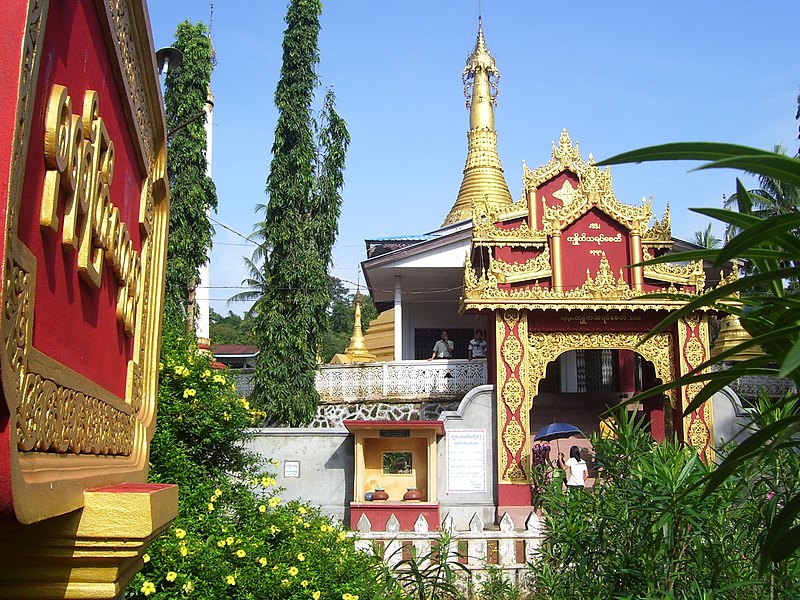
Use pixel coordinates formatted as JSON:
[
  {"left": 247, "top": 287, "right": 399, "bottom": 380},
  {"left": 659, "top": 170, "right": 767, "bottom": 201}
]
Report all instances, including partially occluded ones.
[
  {"left": 710, "top": 314, "right": 765, "bottom": 361},
  {"left": 330, "top": 293, "right": 376, "bottom": 364}
]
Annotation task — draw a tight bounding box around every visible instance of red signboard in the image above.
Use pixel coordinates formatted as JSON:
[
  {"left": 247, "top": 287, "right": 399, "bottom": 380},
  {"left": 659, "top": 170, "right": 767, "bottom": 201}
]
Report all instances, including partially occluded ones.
[{"left": 0, "top": 0, "right": 169, "bottom": 523}]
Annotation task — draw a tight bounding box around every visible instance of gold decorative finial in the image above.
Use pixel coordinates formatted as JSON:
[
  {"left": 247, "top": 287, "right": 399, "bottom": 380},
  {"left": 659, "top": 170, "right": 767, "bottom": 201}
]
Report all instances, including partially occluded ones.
[{"left": 442, "top": 17, "right": 513, "bottom": 226}]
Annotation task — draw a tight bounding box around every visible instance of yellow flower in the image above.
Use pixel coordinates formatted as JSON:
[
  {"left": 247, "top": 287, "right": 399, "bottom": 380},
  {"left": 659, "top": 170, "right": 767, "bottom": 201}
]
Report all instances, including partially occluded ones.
[
  {"left": 182, "top": 388, "right": 196, "bottom": 398},
  {"left": 301, "top": 580, "right": 309, "bottom": 587},
  {"left": 288, "top": 566, "right": 299, "bottom": 577},
  {"left": 337, "top": 531, "right": 347, "bottom": 542},
  {"left": 320, "top": 524, "right": 330, "bottom": 533},
  {"left": 236, "top": 549, "right": 246, "bottom": 558},
  {"left": 261, "top": 476, "right": 276, "bottom": 487},
  {"left": 238, "top": 398, "right": 250, "bottom": 409},
  {"left": 201, "top": 369, "right": 211, "bottom": 378},
  {"left": 269, "top": 525, "right": 280, "bottom": 535},
  {"left": 226, "top": 536, "right": 234, "bottom": 545},
  {"left": 174, "top": 528, "right": 186, "bottom": 539},
  {"left": 342, "top": 594, "right": 360, "bottom": 600},
  {"left": 142, "top": 553, "right": 150, "bottom": 563},
  {"left": 258, "top": 504, "right": 266, "bottom": 513},
  {"left": 297, "top": 552, "right": 305, "bottom": 562},
  {"left": 179, "top": 545, "right": 188, "bottom": 557},
  {"left": 225, "top": 574, "right": 236, "bottom": 586},
  {"left": 257, "top": 556, "right": 267, "bottom": 567},
  {"left": 182, "top": 580, "right": 194, "bottom": 593},
  {"left": 298, "top": 506, "right": 308, "bottom": 515},
  {"left": 217, "top": 540, "right": 226, "bottom": 548},
  {"left": 313, "top": 592, "right": 321, "bottom": 600},
  {"left": 140, "top": 580, "right": 156, "bottom": 596},
  {"left": 166, "top": 571, "right": 177, "bottom": 582},
  {"left": 213, "top": 374, "right": 226, "bottom": 384},
  {"left": 268, "top": 496, "right": 281, "bottom": 508},
  {"left": 207, "top": 503, "right": 215, "bottom": 512},
  {"left": 223, "top": 412, "right": 231, "bottom": 421},
  {"left": 304, "top": 522, "right": 310, "bottom": 529},
  {"left": 281, "top": 578, "right": 291, "bottom": 587}
]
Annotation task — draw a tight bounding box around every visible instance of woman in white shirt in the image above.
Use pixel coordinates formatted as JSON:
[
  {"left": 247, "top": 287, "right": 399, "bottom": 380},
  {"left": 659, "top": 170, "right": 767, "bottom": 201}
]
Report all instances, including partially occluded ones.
[{"left": 558, "top": 446, "right": 588, "bottom": 490}]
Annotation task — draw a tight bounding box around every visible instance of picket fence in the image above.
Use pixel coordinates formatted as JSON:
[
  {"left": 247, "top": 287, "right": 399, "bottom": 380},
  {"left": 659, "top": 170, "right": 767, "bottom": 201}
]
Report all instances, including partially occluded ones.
[{"left": 349, "top": 511, "right": 544, "bottom": 587}]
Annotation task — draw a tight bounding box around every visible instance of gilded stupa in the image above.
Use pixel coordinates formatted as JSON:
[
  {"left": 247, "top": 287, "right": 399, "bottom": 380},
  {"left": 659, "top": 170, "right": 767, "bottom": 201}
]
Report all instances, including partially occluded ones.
[{"left": 442, "top": 18, "right": 514, "bottom": 226}]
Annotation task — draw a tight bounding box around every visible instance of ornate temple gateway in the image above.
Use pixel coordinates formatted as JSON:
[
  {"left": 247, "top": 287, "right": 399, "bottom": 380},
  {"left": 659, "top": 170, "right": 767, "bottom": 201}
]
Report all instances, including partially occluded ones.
[
  {"left": 461, "top": 128, "right": 714, "bottom": 508},
  {"left": 358, "top": 19, "right": 720, "bottom": 516}
]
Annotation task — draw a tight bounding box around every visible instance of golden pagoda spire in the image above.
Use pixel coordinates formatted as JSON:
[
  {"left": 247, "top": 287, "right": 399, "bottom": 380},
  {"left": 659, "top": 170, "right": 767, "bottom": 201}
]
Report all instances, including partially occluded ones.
[
  {"left": 442, "top": 17, "right": 513, "bottom": 226},
  {"left": 332, "top": 293, "right": 376, "bottom": 364}
]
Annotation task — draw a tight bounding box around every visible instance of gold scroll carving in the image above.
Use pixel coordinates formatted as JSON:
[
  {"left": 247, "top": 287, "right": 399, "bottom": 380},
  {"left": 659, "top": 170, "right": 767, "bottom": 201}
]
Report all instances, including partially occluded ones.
[
  {"left": 677, "top": 314, "right": 715, "bottom": 462},
  {"left": 497, "top": 309, "right": 530, "bottom": 483},
  {"left": 526, "top": 330, "right": 677, "bottom": 408}
]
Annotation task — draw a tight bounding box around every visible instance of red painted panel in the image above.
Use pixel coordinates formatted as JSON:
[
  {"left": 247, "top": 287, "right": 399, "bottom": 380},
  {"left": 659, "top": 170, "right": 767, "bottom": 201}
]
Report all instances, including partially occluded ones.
[
  {"left": 17, "top": 0, "right": 145, "bottom": 397},
  {"left": 350, "top": 503, "right": 441, "bottom": 531},
  {"left": 497, "top": 483, "right": 531, "bottom": 507},
  {"left": 535, "top": 172, "right": 580, "bottom": 229},
  {"left": 560, "top": 208, "right": 631, "bottom": 291},
  {"left": 527, "top": 310, "right": 663, "bottom": 333}
]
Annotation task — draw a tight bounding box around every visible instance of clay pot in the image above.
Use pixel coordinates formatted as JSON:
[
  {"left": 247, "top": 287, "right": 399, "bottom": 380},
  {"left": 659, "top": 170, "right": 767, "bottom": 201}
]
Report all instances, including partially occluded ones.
[
  {"left": 371, "top": 488, "right": 389, "bottom": 501},
  {"left": 403, "top": 487, "right": 422, "bottom": 501}
]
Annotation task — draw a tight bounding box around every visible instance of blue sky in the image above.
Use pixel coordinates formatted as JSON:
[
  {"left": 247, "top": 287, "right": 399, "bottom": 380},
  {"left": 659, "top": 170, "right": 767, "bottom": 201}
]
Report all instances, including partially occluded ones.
[{"left": 147, "top": 1, "right": 799, "bottom": 315}]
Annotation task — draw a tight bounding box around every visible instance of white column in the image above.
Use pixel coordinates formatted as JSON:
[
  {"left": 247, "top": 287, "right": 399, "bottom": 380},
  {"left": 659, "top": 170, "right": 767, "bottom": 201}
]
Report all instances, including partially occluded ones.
[
  {"left": 196, "top": 90, "right": 213, "bottom": 344},
  {"left": 393, "top": 276, "right": 402, "bottom": 361}
]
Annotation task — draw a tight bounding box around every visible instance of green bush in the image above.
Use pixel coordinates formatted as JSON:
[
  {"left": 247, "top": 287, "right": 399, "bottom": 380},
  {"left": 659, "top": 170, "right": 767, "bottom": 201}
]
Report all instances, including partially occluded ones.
[
  {"left": 529, "top": 410, "right": 800, "bottom": 599},
  {"left": 127, "top": 328, "right": 375, "bottom": 599}
]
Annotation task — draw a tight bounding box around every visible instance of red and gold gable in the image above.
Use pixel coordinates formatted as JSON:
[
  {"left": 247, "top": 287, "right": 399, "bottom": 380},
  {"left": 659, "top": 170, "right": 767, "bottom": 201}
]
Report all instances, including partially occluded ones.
[
  {"left": 463, "top": 129, "right": 704, "bottom": 313},
  {"left": 0, "top": 0, "right": 168, "bottom": 523}
]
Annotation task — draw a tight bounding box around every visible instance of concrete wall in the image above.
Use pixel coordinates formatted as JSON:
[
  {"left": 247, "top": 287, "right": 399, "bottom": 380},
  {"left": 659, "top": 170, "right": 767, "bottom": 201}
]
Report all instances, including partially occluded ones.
[
  {"left": 712, "top": 387, "right": 753, "bottom": 447},
  {"left": 247, "top": 428, "right": 353, "bottom": 523},
  {"left": 438, "top": 385, "right": 497, "bottom": 529}
]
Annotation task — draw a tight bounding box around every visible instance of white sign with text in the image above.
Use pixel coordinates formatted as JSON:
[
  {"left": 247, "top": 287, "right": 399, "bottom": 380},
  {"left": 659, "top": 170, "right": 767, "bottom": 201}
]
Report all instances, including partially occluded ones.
[{"left": 447, "top": 429, "right": 486, "bottom": 493}]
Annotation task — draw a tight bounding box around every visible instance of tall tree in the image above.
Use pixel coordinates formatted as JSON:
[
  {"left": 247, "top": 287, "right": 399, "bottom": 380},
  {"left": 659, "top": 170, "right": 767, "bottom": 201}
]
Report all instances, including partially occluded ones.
[
  {"left": 163, "top": 22, "right": 218, "bottom": 325},
  {"left": 250, "top": 1, "right": 350, "bottom": 425}
]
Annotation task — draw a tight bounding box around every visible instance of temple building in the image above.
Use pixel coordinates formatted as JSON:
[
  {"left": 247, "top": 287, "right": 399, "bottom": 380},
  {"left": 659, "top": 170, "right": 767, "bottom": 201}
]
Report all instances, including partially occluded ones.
[{"left": 251, "top": 19, "right": 760, "bottom": 530}]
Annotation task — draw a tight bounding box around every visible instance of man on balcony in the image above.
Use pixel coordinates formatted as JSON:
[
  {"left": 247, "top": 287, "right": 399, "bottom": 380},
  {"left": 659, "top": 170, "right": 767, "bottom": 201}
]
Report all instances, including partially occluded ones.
[
  {"left": 428, "top": 331, "right": 454, "bottom": 360},
  {"left": 468, "top": 329, "right": 487, "bottom": 361}
]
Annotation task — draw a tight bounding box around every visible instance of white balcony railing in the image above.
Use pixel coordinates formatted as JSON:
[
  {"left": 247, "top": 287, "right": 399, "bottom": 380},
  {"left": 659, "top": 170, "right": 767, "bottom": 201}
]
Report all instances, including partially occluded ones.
[{"left": 315, "top": 359, "right": 488, "bottom": 402}]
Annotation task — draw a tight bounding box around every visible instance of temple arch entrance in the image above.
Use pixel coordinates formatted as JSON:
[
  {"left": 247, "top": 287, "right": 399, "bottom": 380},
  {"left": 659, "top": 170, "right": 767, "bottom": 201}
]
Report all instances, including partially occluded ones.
[
  {"left": 525, "top": 331, "right": 677, "bottom": 444},
  {"left": 531, "top": 349, "right": 669, "bottom": 448}
]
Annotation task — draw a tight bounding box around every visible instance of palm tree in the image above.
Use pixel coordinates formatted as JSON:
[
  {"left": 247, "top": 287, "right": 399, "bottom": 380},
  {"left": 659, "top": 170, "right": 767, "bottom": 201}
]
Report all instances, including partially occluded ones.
[
  {"left": 692, "top": 223, "right": 721, "bottom": 248},
  {"left": 724, "top": 144, "right": 800, "bottom": 223}
]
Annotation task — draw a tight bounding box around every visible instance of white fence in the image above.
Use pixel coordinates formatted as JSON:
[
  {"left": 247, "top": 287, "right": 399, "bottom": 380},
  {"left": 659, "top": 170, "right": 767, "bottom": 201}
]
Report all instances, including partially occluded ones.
[
  {"left": 316, "top": 359, "right": 488, "bottom": 401},
  {"left": 350, "top": 511, "right": 543, "bottom": 586}
]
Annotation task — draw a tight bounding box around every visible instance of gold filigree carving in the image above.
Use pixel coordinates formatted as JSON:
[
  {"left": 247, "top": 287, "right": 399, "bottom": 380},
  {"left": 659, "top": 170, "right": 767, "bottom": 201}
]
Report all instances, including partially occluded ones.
[
  {"left": 104, "top": 0, "right": 156, "bottom": 169},
  {"left": 489, "top": 246, "right": 551, "bottom": 283},
  {"left": 551, "top": 180, "right": 578, "bottom": 205},
  {"left": 472, "top": 214, "right": 547, "bottom": 245},
  {"left": 677, "top": 314, "right": 715, "bottom": 462},
  {"left": 502, "top": 378, "right": 523, "bottom": 412},
  {"left": 526, "top": 330, "right": 677, "bottom": 407},
  {"left": 641, "top": 204, "right": 672, "bottom": 245},
  {"left": 504, "top": 420, "right": 524, "bottom": 457},
  {"left": 642, "top": 248, "right": 705, "bottom": 290},
  {"left": 501, "top": 337, "right": 522, "bottom": 370}
]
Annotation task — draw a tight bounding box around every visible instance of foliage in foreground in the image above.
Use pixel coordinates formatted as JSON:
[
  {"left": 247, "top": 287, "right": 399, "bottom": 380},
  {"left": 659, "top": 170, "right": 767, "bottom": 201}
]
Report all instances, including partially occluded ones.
[
  {"left": 600, "top": 142, "right": 800, "bottom": 566},
  {"left": 127, "top": 327, "right": 374, "bottom": 599},
  {"left": 530, "top": 410, "right": 800, "bottom": 600}
]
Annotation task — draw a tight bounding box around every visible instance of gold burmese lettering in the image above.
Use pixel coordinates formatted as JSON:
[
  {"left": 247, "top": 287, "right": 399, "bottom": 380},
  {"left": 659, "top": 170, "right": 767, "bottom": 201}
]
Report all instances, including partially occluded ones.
[
  {"left": 41, "top": 85, "right": 141, "bottom": 336},
  {"left": 565, "top": 232, "right": 623, "bottom": 246}
]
